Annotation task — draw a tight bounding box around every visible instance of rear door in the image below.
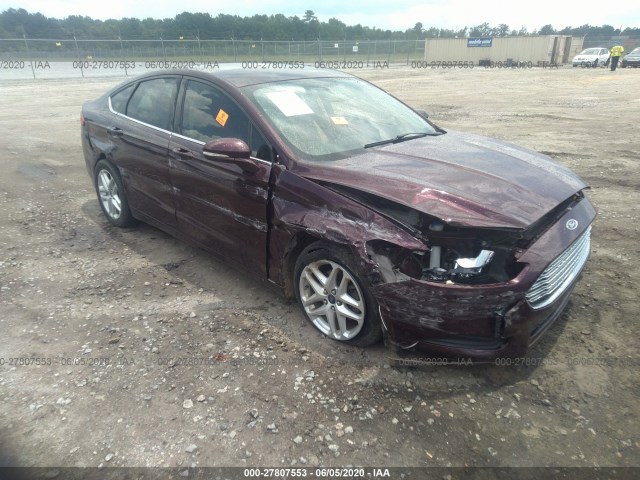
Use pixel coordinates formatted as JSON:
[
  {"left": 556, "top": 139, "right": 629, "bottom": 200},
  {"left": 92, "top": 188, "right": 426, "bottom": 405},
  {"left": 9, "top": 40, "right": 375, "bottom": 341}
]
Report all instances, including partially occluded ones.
[
  {"left": 109, "top": 76, "right": 180, "bottom": 226},
  {"left": 168, "top": 78, "right": 273, "bottom": 276}
]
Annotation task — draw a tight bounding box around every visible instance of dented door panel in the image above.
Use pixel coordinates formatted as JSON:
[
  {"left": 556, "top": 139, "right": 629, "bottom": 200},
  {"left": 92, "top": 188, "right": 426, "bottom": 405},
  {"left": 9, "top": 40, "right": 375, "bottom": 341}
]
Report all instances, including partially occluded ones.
[{"left": 169, "top": 134, "right": 272, "bottom": 276}]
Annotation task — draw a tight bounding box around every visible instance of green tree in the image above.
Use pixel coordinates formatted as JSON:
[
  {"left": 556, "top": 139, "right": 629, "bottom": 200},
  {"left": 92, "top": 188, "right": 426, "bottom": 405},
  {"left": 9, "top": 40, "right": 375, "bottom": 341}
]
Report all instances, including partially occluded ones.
[
  {"left": 1, "top": 8, "right": 636, "bottom": 43},
  {"left": 321, "top": 18, "right": 346, "bottom": 39},
  {"left": 469, "top": 22, "right": 491, "bottom": 37},
  {"left": 303, "top": 10, "right": 317, "bottom": 23},
  {"left": 538, "top": 24, "right": 556, "bottom": 35},
  {"left": 496, "top": 24, "right": 509, "bottom": 36}
]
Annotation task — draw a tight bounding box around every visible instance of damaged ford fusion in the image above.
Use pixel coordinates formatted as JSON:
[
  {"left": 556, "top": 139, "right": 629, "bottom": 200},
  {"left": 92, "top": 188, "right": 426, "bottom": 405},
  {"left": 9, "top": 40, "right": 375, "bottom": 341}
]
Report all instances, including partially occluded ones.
[{"left": 81, "top": 68, "right": 595, "bottom": 360}]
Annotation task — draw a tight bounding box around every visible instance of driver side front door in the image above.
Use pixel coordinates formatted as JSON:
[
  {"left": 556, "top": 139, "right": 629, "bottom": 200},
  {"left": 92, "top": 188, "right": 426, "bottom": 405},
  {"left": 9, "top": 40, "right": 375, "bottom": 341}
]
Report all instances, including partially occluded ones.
[{"left": 168, "top": 78, "right": 273, "bottom": 277}]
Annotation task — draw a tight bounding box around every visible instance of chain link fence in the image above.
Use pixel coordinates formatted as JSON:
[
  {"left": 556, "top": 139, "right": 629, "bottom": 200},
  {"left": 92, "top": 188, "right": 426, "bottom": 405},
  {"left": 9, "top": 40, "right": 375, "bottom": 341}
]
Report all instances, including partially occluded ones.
[
  {"left": 581, "top": 34, "right": 640, "bottom": 50},
  {"left": 3, "top": 34, "right": 637, "bottom": 79},
  {"left": 0, "top": 37, "right": 425, "bottom": 79}
]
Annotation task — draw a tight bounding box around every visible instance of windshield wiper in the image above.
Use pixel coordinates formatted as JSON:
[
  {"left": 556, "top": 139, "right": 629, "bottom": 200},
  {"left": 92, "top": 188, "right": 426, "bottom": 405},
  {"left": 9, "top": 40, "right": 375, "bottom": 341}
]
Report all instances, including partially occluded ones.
[{"left": 364, "top": 131, "right": 442, "bottom": 149}]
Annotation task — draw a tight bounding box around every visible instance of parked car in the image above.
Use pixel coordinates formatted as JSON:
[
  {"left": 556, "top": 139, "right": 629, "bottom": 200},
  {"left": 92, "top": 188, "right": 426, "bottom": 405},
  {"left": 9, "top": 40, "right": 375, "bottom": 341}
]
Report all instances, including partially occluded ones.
[
  {"left": 621, "top": 47, "right": 640, "bottom": 68},
  {"left": 572, "top": 48, "right": 610, "bottom": 67},
  {"left": 81, "top": 69, "right": 595, "bottom": 360}
]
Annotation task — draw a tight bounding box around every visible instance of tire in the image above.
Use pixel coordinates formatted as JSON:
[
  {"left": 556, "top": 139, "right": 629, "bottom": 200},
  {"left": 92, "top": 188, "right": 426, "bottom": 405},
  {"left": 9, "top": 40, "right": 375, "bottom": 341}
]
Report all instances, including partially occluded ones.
[
  {"left": 94, "top": 159, "right": 136, "bottom": 227},
  {"left": 294, "top": 242, "right": 382, "bottom": 347}
]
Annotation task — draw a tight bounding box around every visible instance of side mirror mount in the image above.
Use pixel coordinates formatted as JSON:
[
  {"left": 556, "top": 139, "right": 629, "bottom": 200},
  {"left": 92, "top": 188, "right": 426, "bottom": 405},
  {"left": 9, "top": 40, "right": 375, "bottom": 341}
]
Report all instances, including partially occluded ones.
[
  {"left": 202, "top": 137, "right": 260, "bottom": 174},
  {"left": 202, "top": 138, "right": 251, "bottom": 160}
]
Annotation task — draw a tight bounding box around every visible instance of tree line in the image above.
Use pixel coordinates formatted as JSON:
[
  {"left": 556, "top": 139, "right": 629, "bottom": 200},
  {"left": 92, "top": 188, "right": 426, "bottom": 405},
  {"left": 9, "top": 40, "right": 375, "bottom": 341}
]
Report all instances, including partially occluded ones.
[{"left": 1, "top": 8, "right": 638, "bottom": 41}]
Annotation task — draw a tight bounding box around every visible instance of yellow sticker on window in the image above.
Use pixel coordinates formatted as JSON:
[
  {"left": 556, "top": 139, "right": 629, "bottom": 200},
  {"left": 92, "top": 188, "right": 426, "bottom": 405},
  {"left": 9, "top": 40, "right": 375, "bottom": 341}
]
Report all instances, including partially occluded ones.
[
  {"left": 216, "top": 109, "right": 229, "bottom": 126},
  {"left": 331, "top": 116, "right": 349, "bottom": 125}
]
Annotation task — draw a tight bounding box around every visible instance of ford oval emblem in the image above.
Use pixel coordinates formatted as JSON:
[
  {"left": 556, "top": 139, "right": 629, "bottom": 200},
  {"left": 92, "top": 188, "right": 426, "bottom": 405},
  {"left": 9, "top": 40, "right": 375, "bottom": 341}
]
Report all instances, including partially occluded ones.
[{"left": 566, "top": 219, "right": 578, "bottom": 230}]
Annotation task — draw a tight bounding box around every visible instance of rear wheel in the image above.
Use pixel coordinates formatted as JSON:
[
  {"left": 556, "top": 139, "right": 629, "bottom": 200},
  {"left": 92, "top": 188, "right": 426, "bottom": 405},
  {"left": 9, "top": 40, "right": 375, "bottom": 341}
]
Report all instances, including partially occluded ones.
[
  {"left": 94, "top": 160, "right": 135, "bottom": 227},
  {"left": 294, "top": 243, "right": 382, "bottom": 347}
]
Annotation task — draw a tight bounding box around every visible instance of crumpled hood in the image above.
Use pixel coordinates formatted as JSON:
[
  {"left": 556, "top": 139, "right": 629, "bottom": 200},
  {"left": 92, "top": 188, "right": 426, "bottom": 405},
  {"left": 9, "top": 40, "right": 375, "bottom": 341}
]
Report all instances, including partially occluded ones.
[{"left": 297, "top": 131, "right": 588, "bottom": 229}]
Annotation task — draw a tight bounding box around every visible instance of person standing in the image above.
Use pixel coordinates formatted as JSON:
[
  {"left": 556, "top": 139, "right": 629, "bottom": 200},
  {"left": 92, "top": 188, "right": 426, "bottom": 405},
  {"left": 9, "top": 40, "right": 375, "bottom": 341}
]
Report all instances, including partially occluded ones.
[{"left": 610, "top": 45, "right": 625, "bottom": 71}]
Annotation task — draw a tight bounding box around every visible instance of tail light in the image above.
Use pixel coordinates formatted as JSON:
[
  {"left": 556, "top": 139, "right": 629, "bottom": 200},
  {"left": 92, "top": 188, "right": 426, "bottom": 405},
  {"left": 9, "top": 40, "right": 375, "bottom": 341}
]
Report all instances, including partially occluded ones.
[{"left": 80, "top": 112, "right": 85, "bottom": 126}]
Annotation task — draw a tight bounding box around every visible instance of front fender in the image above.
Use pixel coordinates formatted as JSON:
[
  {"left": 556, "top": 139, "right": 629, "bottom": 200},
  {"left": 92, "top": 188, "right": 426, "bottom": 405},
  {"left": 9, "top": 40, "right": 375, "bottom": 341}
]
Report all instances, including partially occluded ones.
[{"left": 268, "top": 169, "right": 425, "bottom": 293}]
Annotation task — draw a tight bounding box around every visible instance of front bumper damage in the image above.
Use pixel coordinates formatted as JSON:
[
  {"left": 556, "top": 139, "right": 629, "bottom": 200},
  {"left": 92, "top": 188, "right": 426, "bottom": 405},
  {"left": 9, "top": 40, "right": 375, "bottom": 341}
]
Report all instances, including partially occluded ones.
[{"left": 370, "top": 197, "right": 596, "bottom": 360}]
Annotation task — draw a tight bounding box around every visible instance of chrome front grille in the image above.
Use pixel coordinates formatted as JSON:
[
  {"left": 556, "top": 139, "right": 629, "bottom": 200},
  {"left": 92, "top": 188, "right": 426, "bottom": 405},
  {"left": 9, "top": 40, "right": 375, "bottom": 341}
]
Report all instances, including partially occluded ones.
[{"left": 526, "top": 226, "right": 592, "bottom": 310}]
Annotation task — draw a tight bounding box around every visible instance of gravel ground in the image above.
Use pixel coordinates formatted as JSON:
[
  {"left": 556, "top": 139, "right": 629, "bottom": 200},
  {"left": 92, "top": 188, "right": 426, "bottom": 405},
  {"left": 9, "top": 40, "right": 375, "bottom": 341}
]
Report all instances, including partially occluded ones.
[{"left": 0, "top": 66, "right": 638, "bottom": 474}]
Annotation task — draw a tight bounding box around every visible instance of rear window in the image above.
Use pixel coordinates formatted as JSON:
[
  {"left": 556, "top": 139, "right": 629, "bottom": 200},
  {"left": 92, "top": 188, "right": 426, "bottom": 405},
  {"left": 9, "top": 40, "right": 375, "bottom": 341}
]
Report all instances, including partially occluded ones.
[
  {"left": 110, "top": 84, "right": 135, "bottom": 114},
  {"left": 125, "top": 78, "right": 179, "bottom": 131}
]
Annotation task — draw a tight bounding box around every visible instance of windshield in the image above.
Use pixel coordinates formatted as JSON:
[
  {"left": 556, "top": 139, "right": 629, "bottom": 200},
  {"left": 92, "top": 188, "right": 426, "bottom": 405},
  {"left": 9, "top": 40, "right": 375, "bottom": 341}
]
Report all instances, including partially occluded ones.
[
  {"left": 579, "top": 48, "right": 600, "bottom": 55},
  {"left": 631, "top": 48, "right": 640, "bottom": 54},
  {"left": 243, "top": 77, "right": 438, "bottom": 160}
]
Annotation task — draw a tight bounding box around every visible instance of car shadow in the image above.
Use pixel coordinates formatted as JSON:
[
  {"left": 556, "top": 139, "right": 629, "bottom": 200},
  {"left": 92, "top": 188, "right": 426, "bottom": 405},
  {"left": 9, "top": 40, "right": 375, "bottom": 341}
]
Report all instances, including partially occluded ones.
[
  {"left": 79, "top": 199, "right": 286, "bottom": 300},
  {"left": 78, "top": 199, "right": 326, "bottom": 343}
]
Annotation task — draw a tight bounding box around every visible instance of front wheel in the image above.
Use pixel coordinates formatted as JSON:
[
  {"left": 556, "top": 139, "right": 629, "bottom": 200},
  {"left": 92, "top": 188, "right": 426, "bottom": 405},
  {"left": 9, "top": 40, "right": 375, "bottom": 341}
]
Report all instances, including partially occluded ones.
[
  {"left": 294, "top": 243, "right": 382, "bottom": 347},
  {"left": 94, "top": 160, "right": 136, "bottom": 227}
]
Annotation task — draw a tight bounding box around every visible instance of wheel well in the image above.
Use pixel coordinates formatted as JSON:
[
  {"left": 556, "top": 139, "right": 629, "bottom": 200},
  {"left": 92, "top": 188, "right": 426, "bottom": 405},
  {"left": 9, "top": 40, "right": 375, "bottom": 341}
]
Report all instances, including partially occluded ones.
[
  {"left": 88, "top": 154, "right": 108, "bottom": 184},
  {"left": 281, "top": 232, "right": 359, "bottom": 299},
  {"left": 94, "top": 154, "right": 109, "bottom": 169},
  {"left": 93, "top": 154, "right": 110, "bottom": 175},
  {"left": 281, "top": 234, "right": 381, "bottom": 298},
  {"left": 281, "top": 231, "right": 320, "bottom": 298}
]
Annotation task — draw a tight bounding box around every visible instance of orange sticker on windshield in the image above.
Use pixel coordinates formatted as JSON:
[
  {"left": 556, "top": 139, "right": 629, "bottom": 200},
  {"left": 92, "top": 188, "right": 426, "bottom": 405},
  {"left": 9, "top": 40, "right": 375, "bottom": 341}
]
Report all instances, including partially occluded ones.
[
  {"left": 331, "top": 116, "right": 349, "bottom": 125},
  {"left": 216, "top": 109, "right": 229, "bottom": 126}
]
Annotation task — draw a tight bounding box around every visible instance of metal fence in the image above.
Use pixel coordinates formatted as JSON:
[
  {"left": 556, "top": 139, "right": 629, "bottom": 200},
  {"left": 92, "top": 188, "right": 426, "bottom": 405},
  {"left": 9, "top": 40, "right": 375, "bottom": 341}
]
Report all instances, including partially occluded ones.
[
  {"left": 0, "top": 37, "right": 425, "bottom": 79},
  {"left": 3, "top": 35, "right": 638, "bottom": 80},
  {"left": 582, "top": 34, "right": 640, "bottom": 50}
]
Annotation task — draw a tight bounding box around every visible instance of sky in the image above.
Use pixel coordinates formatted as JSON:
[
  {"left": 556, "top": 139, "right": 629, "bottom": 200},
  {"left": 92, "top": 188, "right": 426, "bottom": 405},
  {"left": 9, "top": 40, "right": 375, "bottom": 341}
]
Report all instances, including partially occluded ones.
[{"left": 2, "top": 0, "right": 638, "bottom": 32}]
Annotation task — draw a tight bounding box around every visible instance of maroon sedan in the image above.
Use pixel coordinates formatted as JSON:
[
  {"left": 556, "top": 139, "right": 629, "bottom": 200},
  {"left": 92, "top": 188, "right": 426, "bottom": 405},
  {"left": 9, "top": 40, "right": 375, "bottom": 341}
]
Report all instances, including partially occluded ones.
[{"left": 81, "top": 68, "right": 595, "bottom": 359}]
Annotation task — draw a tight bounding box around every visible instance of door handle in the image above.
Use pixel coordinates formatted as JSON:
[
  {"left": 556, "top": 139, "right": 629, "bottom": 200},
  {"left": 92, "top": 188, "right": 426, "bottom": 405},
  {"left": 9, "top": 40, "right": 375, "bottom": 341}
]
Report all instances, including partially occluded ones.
[
  {"left": 172, "top": 147, "right": 194, "bottom": 158},
  {"left": 107, "top": 127, "right": 123, "bottom": 137}
]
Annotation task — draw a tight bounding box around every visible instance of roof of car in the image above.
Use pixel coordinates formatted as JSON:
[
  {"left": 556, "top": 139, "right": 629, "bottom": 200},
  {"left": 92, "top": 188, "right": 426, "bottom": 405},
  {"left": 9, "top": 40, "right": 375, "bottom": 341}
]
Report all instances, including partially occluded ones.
[{"left": 128, "top": 66, "right": 354, "bottom": 89}]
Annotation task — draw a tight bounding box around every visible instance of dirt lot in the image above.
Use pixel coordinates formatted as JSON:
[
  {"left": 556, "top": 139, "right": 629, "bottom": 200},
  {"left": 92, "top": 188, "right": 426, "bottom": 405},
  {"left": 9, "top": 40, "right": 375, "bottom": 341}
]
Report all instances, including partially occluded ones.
[{"left": 0, "top": 66, "right": 639, "bottom": 474}]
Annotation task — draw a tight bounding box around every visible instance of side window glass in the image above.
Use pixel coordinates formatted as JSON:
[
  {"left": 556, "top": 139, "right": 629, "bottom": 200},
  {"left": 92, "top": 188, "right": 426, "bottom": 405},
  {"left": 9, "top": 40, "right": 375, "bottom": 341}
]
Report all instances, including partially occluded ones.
[
  {"left": 126, "top": 78, "right": 179, "bottom": 130},
  {"left": 181, "top": 80, "right": 249, "bottom": 143},
  {"left": 250, "top": 126, "right": 272, "bottom": 161},
  {"left": 110, "top": 84, "right": 135, "bottom": 114}
]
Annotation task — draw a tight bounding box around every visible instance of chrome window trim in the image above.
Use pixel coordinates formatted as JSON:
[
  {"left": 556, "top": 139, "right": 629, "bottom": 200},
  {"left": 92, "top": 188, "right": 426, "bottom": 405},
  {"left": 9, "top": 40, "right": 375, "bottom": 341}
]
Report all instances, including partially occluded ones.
[
  {"left": 108, "top": 97, "right": 272, "bottom": 165},
  {"left": 108, "top": 96, "right": 173, "bottom": 135}
]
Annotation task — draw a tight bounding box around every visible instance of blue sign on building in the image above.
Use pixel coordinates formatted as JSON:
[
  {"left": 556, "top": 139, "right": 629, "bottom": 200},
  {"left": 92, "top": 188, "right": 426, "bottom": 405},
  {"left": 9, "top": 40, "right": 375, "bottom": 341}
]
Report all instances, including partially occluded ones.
[{"left": 467, "top": 37, "right": 493, "bottom": 47}]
